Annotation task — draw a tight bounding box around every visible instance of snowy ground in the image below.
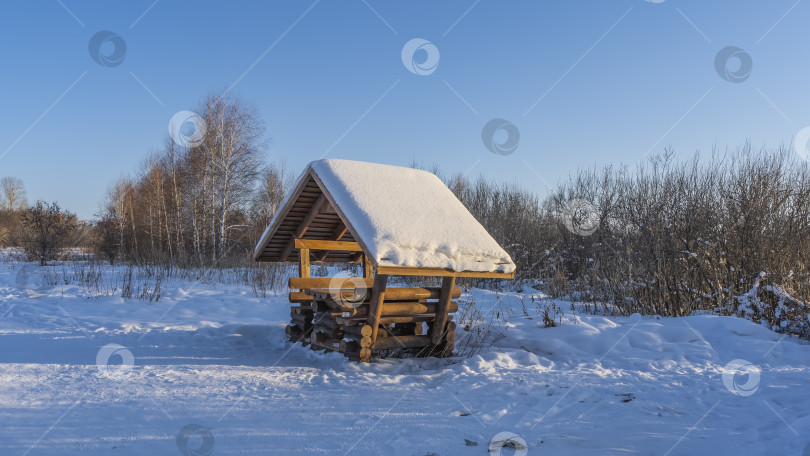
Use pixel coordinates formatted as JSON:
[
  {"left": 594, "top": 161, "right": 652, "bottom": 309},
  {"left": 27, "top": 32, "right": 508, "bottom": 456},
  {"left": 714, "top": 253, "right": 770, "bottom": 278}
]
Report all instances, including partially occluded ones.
[{"left": 1, "top": 260, "right": 809, "bottom": 455}]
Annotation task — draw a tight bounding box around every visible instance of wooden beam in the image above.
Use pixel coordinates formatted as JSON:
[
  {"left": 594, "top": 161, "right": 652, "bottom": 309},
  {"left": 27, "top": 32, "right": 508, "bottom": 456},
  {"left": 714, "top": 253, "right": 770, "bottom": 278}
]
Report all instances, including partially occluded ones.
[
  {"left": 363, "top": 254, "right": 373, "bottom": 278},
  {"left": 279, "top": 194, "right": 327, "bottom": 261},
  {"left": 298, "top": 248, "right": 310, "bottom": 278},
  {"left": 294, "top": 239, "right": 362, "bottom": 252},
  {"left": 375, "top": 265, "right": 515, "bottom": 279},
  {"left": 333, "top": 223, "right": 348, "bottom": 241},
  {"left": 367, "top": 274, "right": 389, "bottom": 349},
  {"left": 431, "top": 276, "right": 455, "bottom": 344}
]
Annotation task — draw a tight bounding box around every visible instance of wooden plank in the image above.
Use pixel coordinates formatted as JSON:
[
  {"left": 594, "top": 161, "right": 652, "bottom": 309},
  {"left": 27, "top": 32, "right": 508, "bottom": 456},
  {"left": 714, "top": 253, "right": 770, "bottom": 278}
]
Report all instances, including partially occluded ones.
[
  {"left": 294, "top": 239, "right": 363, "bottom": 252},
  {"left": 279, "top": 194, "right": 327, "bottom": 261},
  {"left": 298, "top": 248, "right": 310, "bottom": 279},
  {"left": 432, "top": 276, "right": 455, "bottom": 344},
  {"left": 367, "top": 274, "right": 389, "bottom": 347},
  {"left": 375, "top": 265, "right": 515, "bottom": 279}
]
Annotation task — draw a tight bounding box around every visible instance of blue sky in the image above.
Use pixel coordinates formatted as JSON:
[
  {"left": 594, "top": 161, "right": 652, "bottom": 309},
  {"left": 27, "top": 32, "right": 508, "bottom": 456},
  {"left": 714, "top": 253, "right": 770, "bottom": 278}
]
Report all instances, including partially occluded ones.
[{"left": 0, "top": 0, "right": 807, "bottom": 219}]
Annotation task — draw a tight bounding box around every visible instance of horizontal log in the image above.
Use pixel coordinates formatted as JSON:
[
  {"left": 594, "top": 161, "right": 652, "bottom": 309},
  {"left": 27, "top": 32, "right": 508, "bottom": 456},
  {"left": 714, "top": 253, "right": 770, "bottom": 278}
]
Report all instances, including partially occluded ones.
[
  {"left": 310, "top": 331, "right": 341, "bottom": 351},
  {"left": 344, "top": 301, "right": 458, "bottom": 317},
  {"left": 291, "top": 305, "right": 313, "bottom": 315},
  {"left": 288, "top": 291, "right": 313, "bottom": 303},
  {"left": 372, "top": 335, "right": 433, "bottom": 350},
  {"left": 342, "top": 324, "right": 375, "bottom": 338},
  {"left": 298, "top": 284, "right": 461, "bottom": 302},
  {"left": 290, "top": 277, "right": 373, "bottom": 290},
  {"left": 313, "top": 326, "right": 342, "bottom": 338},
  {"left": 339, "top": 314, "right": 454, "bottom": 326},
  {"left": 312, "top": 314, "right": 341, "bottom": 330},
  {"left": 311, "top": 300, "right": 331, "bottom": 312},
  {"left": 289, "top": 313, "right": 312, "bottom": 324},
  {"left": 294, "top": 239, "right": 363, "bottom": 252}
]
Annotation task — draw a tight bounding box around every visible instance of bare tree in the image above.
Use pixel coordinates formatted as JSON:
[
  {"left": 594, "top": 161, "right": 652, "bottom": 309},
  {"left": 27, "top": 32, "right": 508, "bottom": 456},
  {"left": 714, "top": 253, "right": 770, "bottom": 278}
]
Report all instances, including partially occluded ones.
[
  {"left": 20, "top": 201, "right": 77, "bottom": 265},
  {"left": 1, "top": 177, "right": 27, "bottom": 212},
  {"left": 93, "top": 212, "right": 120, "bottom": 265}
]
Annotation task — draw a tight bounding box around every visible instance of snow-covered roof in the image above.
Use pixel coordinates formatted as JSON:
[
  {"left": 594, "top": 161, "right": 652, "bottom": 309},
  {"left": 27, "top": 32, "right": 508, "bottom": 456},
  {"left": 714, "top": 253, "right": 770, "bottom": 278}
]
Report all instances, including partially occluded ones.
[{"left": 253, "top": 159, "right": 515, "bottom": 277}]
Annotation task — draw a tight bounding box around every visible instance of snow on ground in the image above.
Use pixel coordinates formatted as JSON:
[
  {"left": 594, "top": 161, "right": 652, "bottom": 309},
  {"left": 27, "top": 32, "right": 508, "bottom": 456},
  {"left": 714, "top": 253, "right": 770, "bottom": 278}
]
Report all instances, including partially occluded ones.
[{"left": 1, "top": 260, "right": 809, "bottom": 455}]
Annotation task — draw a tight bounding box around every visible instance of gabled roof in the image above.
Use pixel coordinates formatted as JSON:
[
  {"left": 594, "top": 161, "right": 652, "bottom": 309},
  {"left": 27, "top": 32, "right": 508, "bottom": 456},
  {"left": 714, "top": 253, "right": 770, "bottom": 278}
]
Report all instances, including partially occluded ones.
[{"left": 253, "top": 159, "right": 515, "bottom": 278}]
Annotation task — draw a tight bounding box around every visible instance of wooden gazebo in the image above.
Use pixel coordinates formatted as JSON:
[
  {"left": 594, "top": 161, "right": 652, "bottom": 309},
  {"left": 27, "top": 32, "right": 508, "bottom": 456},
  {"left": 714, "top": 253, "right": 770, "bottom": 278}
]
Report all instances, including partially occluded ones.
[{"left": 253, "top": 159, "right": 515, "bottom": 362}]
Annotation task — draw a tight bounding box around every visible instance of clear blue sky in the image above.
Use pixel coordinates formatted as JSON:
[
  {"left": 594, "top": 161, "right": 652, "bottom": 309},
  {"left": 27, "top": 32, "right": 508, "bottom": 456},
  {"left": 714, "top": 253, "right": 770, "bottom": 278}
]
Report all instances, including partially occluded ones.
[{"left": 1, "top": 0, "right": 807, "bottom": 219}]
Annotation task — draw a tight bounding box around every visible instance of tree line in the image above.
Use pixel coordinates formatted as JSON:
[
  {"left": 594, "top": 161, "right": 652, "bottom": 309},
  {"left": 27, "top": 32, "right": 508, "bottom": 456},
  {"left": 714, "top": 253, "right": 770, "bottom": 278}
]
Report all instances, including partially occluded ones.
[
  {"left": 2, "top": 92, "right": 809, "bottom": 336},
  {"left": 94, "top": 94, "right": 292, "bottom": 266}
]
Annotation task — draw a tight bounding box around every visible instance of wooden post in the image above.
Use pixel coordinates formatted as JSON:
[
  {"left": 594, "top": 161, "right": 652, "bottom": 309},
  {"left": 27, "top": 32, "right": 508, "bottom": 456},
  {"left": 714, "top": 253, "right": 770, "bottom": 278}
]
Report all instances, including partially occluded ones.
[
  {"left": 431, "top": 276, "right": 455, "bottom": 344},
  {"left": 363, "top": 254, "right": 373, "bottom": 278},
  {"left": 367, "top": 274, "right": 389, "bottom": 349},
  {"left": 298, "top": 248, "right": 310, "bottom": 278}
]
